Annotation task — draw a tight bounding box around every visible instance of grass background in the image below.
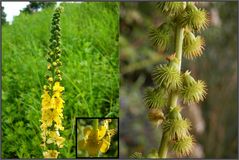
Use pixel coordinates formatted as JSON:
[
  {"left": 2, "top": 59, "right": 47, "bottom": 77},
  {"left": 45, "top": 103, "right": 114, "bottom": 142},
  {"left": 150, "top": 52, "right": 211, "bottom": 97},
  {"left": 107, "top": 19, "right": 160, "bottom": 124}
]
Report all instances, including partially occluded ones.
[{"left": 2, "top": 2, "right": 119, "bottom": 158}]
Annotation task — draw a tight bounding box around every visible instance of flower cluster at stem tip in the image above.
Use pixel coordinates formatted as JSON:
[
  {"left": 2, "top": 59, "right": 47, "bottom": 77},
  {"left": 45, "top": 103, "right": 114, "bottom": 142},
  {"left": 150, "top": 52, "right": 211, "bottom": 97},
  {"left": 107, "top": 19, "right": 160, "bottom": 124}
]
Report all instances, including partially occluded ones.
[
  {"left": 142, "top": 2, "right": 208, "bottom": 158},
  {"left": 40, "top": 6, "right": 64, "bottom": 158}
]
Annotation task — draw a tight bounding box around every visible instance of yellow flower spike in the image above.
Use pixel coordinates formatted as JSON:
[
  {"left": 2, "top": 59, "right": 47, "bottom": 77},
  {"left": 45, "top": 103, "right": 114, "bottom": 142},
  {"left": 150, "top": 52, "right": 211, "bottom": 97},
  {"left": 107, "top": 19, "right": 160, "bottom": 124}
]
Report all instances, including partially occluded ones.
[
  {"left": 43, "top": 150, "right": 60, "bottom": 158},
  {"left": 41, "top": 7, "right": 64, "bottom": 158}
]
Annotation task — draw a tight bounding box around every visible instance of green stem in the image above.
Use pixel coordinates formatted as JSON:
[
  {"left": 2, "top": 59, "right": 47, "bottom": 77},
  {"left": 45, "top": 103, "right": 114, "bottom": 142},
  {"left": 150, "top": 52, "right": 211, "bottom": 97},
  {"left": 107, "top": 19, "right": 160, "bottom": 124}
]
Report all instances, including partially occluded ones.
[
  {"left": 93, "top": 119, "right": 98, "bottom": 131},
  {"left": 158, "top": 26, "right": 184, "bottom": 158}
]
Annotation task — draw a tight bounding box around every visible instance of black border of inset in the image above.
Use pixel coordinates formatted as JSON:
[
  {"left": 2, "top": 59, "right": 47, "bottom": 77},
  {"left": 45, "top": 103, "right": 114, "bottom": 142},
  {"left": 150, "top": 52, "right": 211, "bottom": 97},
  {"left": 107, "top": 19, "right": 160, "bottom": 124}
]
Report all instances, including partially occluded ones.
[{"left": 75, "top": 117, "right": 119, "bottom": 159}]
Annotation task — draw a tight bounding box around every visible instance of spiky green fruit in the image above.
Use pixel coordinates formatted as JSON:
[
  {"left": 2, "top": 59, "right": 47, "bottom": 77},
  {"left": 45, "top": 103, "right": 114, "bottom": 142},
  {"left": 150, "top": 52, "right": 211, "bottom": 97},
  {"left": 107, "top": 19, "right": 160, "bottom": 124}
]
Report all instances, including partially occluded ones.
[
  {"left": 149, "top": 22, "right": 172, "bottom": 50},
  {"left": 156, "top": 2, "right": 186, "bottom": 15},
  {"left": 153, "top": 64, "right": 182, "bottom": 90},
  {"left": 179, "top": 5, "right": 208, "bottom": 31},
  {"left": 144, "top": 87, "right": 167, "bottom": 108},
  {"left": 172, "top": 135, "right": 194, "bottom": 157},
  {"left": 163, "top": 118, "right": 191, "bottom": 140},
  {"left": 181, "top": 79, "right": 207, "bottom": 104},
  {"left": 183, "top": 34, "right": 205, "bottom": 59}
]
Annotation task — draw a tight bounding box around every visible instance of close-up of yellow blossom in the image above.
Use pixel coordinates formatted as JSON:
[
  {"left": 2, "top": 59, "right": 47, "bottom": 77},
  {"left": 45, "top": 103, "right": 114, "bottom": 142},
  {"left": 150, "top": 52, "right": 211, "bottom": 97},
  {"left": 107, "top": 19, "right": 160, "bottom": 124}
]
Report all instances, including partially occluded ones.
[{"left": 77, "top": 119, "right": 118, "bottom": 157}]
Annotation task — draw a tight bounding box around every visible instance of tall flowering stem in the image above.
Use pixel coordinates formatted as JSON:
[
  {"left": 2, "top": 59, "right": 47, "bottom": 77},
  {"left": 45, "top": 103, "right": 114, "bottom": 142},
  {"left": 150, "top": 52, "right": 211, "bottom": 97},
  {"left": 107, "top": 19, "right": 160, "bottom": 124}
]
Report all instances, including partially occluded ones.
[
  {"left": 40, "top": 6, "right": 65, "bottom": 158},
  {"left": 144, "top": 2, "right": 208, "bottom": 158}
]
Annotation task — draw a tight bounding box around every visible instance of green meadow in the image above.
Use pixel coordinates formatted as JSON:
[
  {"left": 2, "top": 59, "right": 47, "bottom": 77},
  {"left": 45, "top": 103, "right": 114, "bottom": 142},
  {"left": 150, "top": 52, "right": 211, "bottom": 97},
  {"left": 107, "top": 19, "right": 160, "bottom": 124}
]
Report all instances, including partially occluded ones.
[{"left": 2, "top": 2, "right": 119, "bottom": 158}]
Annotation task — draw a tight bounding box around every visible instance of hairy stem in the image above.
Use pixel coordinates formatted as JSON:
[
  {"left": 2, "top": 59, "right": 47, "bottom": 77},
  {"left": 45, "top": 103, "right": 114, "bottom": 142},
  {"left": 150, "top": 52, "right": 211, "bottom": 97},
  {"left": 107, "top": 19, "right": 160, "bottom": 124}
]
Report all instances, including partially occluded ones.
[{"left": 158, "top": 26, "right": 184, "bottom": 158}]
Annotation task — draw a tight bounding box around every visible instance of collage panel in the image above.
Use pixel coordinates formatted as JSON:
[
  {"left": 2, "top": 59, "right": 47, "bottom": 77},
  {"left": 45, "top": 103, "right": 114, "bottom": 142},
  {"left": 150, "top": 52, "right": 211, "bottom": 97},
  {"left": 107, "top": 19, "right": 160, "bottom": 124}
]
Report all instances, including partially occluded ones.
[
  {"left": 119, "top": 1, "right": 237, "bottom": 159},
  {"left": 2, "top": 1, "right": 119, "bottom": 159}
]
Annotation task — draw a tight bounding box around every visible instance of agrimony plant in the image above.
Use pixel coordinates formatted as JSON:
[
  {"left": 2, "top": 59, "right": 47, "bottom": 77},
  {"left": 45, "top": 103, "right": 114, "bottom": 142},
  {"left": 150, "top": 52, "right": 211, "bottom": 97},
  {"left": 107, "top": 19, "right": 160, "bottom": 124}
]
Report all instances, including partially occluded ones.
[
  {"left": 135, "top": 2, "right": 208, "bottom": 158},
  {"left": 40, "top": 6, "right": 65, "bottom": 158}
]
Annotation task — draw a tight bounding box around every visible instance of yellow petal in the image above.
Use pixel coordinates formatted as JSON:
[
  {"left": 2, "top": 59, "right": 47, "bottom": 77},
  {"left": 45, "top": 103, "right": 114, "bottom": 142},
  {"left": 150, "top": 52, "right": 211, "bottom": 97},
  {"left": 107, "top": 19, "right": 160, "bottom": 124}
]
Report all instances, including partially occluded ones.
[
  {"left": 98, "top": 126, "right": 107, "bottom": 140},
  {"left": 84, "top": 126, "right": 92, "bottom": 137},
  {"left": 56, "top": 136, "right": 65, "bottom": 148},
  {"left": 99, "top": 138, "right": 110, "bottom": 153},
  {"left": 46, "top": 138, "right": 54, "bottom": 144}
]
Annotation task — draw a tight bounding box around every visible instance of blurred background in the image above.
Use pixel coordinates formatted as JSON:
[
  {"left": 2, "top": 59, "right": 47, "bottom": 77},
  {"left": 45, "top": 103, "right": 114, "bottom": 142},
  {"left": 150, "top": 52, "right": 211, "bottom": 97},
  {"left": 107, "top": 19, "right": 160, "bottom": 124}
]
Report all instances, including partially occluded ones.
[
  {"left": 77, "top": 118, "right": 119, "bottom": 158},
  {"left": 120, "top": 2, "right": 238, "bottom": 158}
]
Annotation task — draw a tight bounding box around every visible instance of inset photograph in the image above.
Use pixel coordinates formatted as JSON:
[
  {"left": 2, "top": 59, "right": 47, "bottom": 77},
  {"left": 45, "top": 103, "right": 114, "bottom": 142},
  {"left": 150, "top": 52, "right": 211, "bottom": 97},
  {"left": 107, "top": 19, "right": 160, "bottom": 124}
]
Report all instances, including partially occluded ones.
[{"left": 76, "top": 118, "right": 119, "bottom": 158}]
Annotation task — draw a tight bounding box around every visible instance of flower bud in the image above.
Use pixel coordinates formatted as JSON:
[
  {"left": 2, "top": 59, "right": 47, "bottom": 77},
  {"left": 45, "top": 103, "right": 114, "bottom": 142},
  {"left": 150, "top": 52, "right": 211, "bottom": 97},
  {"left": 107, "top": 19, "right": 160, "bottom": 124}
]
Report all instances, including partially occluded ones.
[
  {"left": 56, "top": 69, "right": 61, "bottom": 74},
  {"left": 47, "top": 64, "right": 51, "bottom": 70},
  {"left": 58, "top": 62, "right": 62, "bottom": 66},
  {"left": 48, "top": 77, "right": 53, "bottom": 82},
  {"left": 49, "top": 52, "right": 54, "bottom": 56},
  {"left": 53, "top": 62, "right": 57, "bottom": 67},
  {"left": 43, "top": 85, "right": 48, "bottom": 90}
]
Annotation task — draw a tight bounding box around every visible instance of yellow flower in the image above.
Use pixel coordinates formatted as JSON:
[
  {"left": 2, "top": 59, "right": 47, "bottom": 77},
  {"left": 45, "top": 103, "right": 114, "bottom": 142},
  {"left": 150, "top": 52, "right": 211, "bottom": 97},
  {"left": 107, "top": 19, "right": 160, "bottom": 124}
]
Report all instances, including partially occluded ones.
[
  {"left": 46, "top": 131, "right": 65, "bottom": 148},
  {"left": 78, "top": 121, "right": 116, "bottom": 156},
  {"left": 43, "top": 150, "right": 59, "bottom": 158},
  {"left": 53, "top": 82, "right": 64, "bottom": 92},
  {"left": 41, "top": 90, "right": 51, "bottom": 109}
]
